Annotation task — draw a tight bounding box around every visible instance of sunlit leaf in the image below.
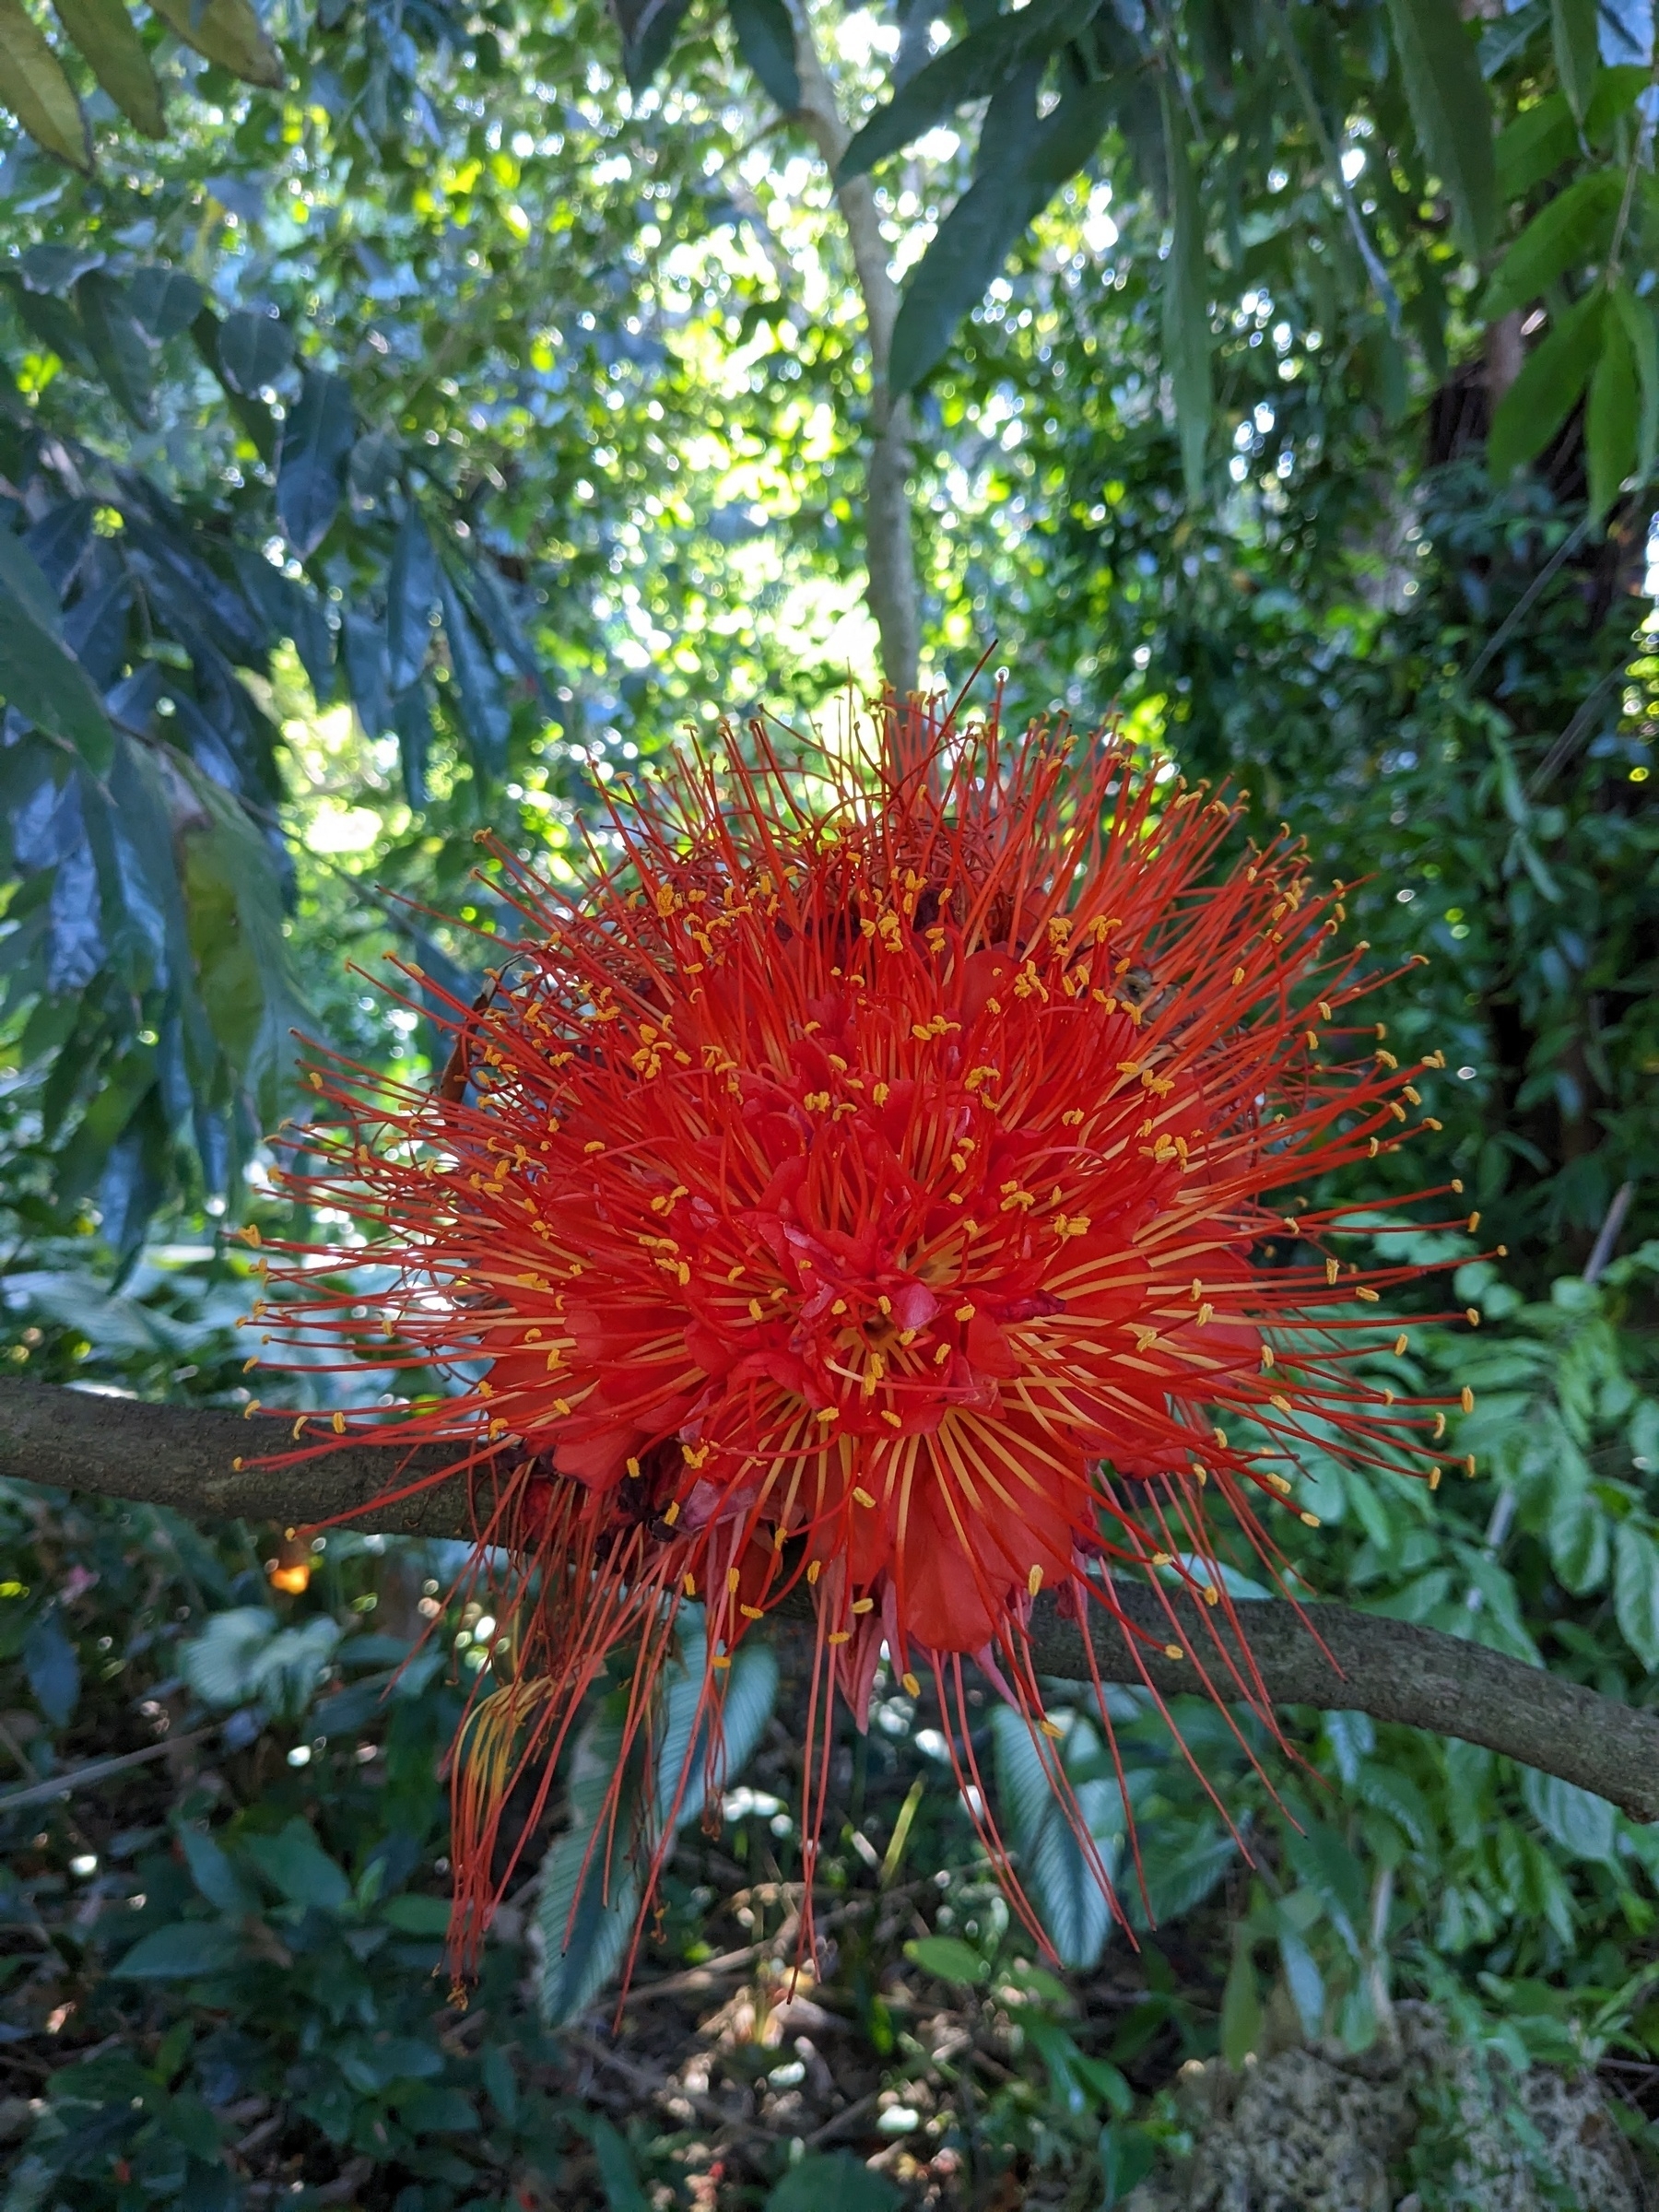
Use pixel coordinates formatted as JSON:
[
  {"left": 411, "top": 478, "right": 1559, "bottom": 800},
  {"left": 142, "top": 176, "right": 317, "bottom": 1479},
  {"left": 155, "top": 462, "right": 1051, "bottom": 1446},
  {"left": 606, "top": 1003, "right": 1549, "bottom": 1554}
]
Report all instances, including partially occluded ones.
[{"left": 0, "top": 0, "right": 90, "bottom": 171}]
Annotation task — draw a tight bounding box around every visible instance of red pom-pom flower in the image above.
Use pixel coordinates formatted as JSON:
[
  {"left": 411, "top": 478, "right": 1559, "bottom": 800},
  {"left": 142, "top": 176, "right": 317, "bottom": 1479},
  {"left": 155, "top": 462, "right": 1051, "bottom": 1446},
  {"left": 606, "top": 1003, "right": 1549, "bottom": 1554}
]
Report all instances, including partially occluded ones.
[{"left": 256, "top": 699, "right": 1459, "bottom": 1973}]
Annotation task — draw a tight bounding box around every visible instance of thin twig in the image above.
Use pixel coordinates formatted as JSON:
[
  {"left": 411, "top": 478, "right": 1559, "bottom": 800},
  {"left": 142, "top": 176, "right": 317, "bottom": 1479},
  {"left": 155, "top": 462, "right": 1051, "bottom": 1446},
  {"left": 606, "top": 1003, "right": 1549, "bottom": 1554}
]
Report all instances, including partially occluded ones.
[{"left": 0, "top": 1729, "right": 210, "bottom": 1817}]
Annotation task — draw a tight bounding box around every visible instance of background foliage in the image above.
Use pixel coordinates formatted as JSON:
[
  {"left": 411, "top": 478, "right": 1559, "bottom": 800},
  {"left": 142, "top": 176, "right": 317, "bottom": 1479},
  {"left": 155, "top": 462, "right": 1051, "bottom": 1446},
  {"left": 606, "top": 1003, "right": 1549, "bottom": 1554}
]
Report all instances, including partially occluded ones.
[{"left": 3, "top": 0, "right": 1659, "bottom": 2202}]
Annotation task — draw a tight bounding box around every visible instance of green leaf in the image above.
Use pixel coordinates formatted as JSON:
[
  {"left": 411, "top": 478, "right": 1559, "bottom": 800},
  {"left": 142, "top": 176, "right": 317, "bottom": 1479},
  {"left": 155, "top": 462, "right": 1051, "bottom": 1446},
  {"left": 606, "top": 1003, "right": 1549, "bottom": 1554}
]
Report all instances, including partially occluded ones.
[
  {"left": 606, "top": 0, "right": 692, "bottom": 88},
  {"left": 1219, "top": 1937, "right": 1260, "bottom": 2067},
  {"left": 23, "top": 1609, "right": 78, "bottom": 1725},
  {"left": 388, "top": 509, "right": 441, "bottom": 692},
  {"left": 113, "top": 1923, "right": 245, "bottom": 1979},
  {"left": 1383, "top": 0, "right": 1497, "bottom": 255},
  {"left": 75, "top": 271, "right": 155, "bottom": 428},
  {"left": 48, "top": 0, "right": 164, "bottom": 135},
  {"left": 1479, "top": 172, "right": 1622, "bottom": 320},
  {"left": 396, "top": 2085, "right": 478, "bottom": 2134},
  {"left": 1495, "top": 93, "right": 1574, "bottom": 201},
  {"left": 1160, "top": 74, "right": 1209, "bottom": 504},
  {"left": 1586, "top": 65, "right": 1651, "bottom": 140},
  {"left": 218, "top": 309, "right": 294, "bottom": 397},
  {"left": 1282, "top": 1821, "right": 1366, "bottom": 1959},
  {"left": 582, "top": 2113, "right": 650, "bottom": 2211},
  {"left": 839, "top": 0, "right": 1104, "bottom": 180},
  {"left": 179, "top": 1827, "right": 257, "bottom": 1916},
  {"left": 1612, "top": 281, "right": 1659, "bottom": 479},
  {"left": 146, "top": 0, "right": 282, "bottom": 86},
  {"left": 382, "top": 1893, "right": 453, "bottom": 1935},
  {"left": 0, "top": 530, "right": 116, "bottom": 771},
  {"left": 438, "top": 565, "right": 511, "bottom": 782},
  {"left": 0, "top": 0, "right": 89, "bottom": 171},
  {"left": 903, "top": 1934, "right": 990, "bottom": 1984},
  {"left": 1547, "top": 1479, "right": 1609, "bottom": 1593},
  {"left": 1612, "top": 1522, "right": 1659, "bottom": 1670},
  {"left": 1549, "top": 0, "right": 1597, "bottom": 119},
  {"left": 766, "top": 2151, "right": 905, "bottom": 2212},
  {"left": 242, "top": 1819, "right": 352, "bottom": 1912},
  {"left": 1276, "top": 1916, "right": 1325, "bottom": 2037},
  {"left": 1488, "top": 290, "right": 1606, "bottom": 480},
  {"left": 1521, "top": 1768, "right": 1617, "bottom": 1860},
  {"left": 727, "top": 0, "right": 798, "bottom": 111},
  {"left": 888, "top": 74, "right": 1116, "bottom": 395},
  {"left": 1587, "top": 309, "right": 1639, "bottom": 522},
  {"left": 276, "top": 370, "right": 356, "bottom": 557},
  {"left": 126, "top": 265, "right": 204, "bottom": 340}
]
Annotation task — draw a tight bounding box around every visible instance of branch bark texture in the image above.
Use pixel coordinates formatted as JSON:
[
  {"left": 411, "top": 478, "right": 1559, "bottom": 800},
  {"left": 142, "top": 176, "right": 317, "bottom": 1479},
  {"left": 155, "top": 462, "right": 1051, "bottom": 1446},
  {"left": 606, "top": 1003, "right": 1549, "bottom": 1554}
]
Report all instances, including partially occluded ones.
[
  {"left": 790, "top": 5, "right": 920, "bottom": 696},
  {"left": 6, "top": 1379, "right": 1658, "bottom": 1823}
]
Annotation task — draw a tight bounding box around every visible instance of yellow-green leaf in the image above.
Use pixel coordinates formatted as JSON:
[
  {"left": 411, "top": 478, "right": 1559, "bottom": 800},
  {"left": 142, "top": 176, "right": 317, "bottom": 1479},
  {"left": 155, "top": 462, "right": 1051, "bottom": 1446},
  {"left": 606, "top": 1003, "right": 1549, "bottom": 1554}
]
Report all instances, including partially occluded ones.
[
  {"left": 49, "top": 0, "right": 163, "bottom": 135},
  {"left": 146, "top": 0, "right": 282, "bottom": 88},
  {"left": 0, "top": 0, "right": 90, "bottom": 170}
]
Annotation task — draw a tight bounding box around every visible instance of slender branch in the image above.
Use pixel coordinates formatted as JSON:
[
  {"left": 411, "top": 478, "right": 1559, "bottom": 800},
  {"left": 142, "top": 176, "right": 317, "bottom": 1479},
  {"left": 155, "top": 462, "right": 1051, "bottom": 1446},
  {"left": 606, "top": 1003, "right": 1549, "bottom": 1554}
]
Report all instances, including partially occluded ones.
[
  {"left": 789, "top": 2, "right": 921, "bottom": 695},
  {"left": 5, "top": 1381, "right": 1658, "bottom": 1822}
]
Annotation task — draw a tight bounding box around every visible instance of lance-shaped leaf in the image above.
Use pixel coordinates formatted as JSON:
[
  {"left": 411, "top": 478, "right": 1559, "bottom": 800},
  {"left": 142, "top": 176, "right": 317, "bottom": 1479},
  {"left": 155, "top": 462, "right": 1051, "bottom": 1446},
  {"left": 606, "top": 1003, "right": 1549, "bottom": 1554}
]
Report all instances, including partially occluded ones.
[
  {"left": 888, "top": 70, "right": 1117, "bottom": 394},
  {"left": 1550, "top": 0, "right": 1597, "bottom": 119},
  {"left": 1383, "top": 0, "right": 1496, "bottom": 256},
  {"left": 1479, "top": 171, "right": 1622, "bottom": 321},
  {"left": 438, "top": 565, "right": 511, "bottom": 782},
  {"left": 0, "top": 0, "right": 90, "bottom": 171},
  {"left": 1587, "top": 307, "right": 1638, "bottom": 524},
  {"left": 1613, "top": 278, "right": 1659, "bottom": 482},
  {"left": 1161, "top": 74, "right": 1210, "bottom": 505},
  {"left": 606, "top": 0, "right": 691, "bottom": 88},
  {"left": 387, "top": 509, "right": 441, "bottom": 692},
  {"left": 48, "top": 0, "right": 164, "bottom": 135},
  {"left": 841, "top": 0, "right": 1103, "bottom": 180},
  {"left": 146, "top": 0, "right": 282, "bottom": 86},
  {"left": 276, "top": 371, "right": 356, "bottom": 558},
  {"left": 727, "top": 0, "right": 798, "bottom": 110},
  {"left": 75, "top": 271, "right": 155, "bottom": 429},
  {"left": 0, "top": 529, "right": 115, "bottom": 771},
  {"left": 1489, "top": 290, "right": 1606, "bottom": 480},
  {"left": 218, "top": 308, "right": 294, "bottom": 397}
]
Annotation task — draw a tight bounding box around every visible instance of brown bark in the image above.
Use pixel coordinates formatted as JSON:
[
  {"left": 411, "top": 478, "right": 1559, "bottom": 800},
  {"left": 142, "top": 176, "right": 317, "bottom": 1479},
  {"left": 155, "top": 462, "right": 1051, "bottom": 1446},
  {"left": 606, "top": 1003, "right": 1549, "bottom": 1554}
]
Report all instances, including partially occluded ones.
[{"left": 6, "top": 1381, "right": 1658, "bottom": 1820}]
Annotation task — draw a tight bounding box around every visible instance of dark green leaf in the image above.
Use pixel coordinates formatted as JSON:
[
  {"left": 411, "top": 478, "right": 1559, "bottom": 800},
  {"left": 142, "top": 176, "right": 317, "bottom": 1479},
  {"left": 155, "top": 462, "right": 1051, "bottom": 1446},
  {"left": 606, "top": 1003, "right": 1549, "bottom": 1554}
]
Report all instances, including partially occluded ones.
[
  {"left": 1479, "top": 172, "right": 1622, "bottom": 320},
  {"left": 606, "top": 0, "right": 692, "bottom": 88},
  {"left": 1488, "top": 290, "right": 1606, "bottom": 479},
  {"left": 904, "top": 1935, "right": 989, "bottom": 1983},
  {"left": 1549, "top": 0, "right": 1597, "bottom": 118},
  {"left": 1219, "top": 1938, "right": 1260, "bottom": 2067},
  {"left": 1383, "top": 0, "right": 1496, "bottom": 254},
  {"left": 1586, "top": 65, "right": 1651, "bottom": 140},
  {"left": 840, "top": 0, "right": 1103, "bottom": 180},
  {"left": 145, "top": 0, "right": 283, "bottom": 86},
  {"left": 1588, "top": 310, "right": 1639, "bottom": 522},
  {"left": 394, "top": 2085, "right": 477, "bottom": 2133},
  {"left": 1613, "top": 279, "right": 1659, "bottom": 478},
  {"left": 218, "top": 309, "right": 294, "bottom": 397},
  {"left": 766, "top": 2151, "right": 904, "bottom": 2212},
  {"left": 23, "top": 1608, "right": 78, "bottom": 1725},
  {"left": 438, "top": 565, "right": 511, "bottom": 782},
  {"left": 113, "top": 1923, "right": 245, "bottom": 1979},
  {"left": 75, "top": 272, "right": 155, "bottom": 427},
  {"left": 179, "top": 1826, "right": 257, "bottom": 1915},
  {"left": 387, "top": 510, "right": 441, "bottom": 692},
  {"left": 126, "top": 265, "right": 204, "bottom": 340},
  {"left": 1276, "top": 1917, "right": 1324, "bottom": 2037},
  {"left": 47, "top": 0, "right": 165, "bottom": 135},
  {"left": 1160, "top": 74, "right": 1209, "bottom": 503},
  {"left": 583, "top": 2113, "right": 651, "bottom": 2212},
  {"left": 0, "top": 530, "right": 117, "bottom": 771},
  {"left": 382, "top": 1893, "right": 452, "bottom": 1935},
  {"left": 276, "top": 371, "right": 356, "bottom": 558},
  {"left": 242, "top": 1819, "right": 352, "bottom": 1912},
  {"left": 888, "top": 73, "right": 1116, "bottom": 394},
  {"left": 343, "top": 605, "right": 393, "bottom": 738},
  {"left": 727, "top": 0, "right": 798, "bottom": 111}
]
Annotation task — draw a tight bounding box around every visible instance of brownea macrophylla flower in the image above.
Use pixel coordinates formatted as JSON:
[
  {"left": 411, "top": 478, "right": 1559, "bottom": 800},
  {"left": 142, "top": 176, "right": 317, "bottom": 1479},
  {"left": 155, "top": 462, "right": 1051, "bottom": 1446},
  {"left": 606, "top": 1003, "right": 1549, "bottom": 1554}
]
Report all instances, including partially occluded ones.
[{"left": 249, "top": 696, "right": 1467, "bottom": 1979}]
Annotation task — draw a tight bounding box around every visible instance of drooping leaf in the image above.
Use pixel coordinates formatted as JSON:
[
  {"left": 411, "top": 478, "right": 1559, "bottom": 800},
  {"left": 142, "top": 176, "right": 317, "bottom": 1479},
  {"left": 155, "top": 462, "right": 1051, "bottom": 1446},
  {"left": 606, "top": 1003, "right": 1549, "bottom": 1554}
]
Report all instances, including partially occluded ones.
[
  {"left": 74, "top": 271, "right": 155, "bottom": 428},
  {"left": 888, "top": 73, "right": 1117, "bottom": 394},
  {"left": 276, "top": 371, "right": 356, "bottom": 558},
  {"left": 1383, "top": 0, "right": 1496, "bottom": 255},
  {"left": 727, "top": 0, "right": 798, "bottom": 111},
  {"left": 1612, "top": 278, "right": 1659, "bottom": 481},
  {"left": 438, "top": 565, "right": 511, "bottom": 782},
  {"left": 218, "top": 309, "right": 295, "bottom": 397},
  {"left": 47, "top": 0, "right": 165, "bottom": 135},
  {"left": 1160, "top": 73, "right": 1210, "bottom": 504},
  {"left": 0, "top": 0, "right": 90, "bottom": 171},
  {"left": 1276, "top": 1917, "right": 1325, "bottom": 2038},
  {"left": 1495, "top": 93, "right": 1573, "bottom": 201},
  {"left": 1479, "top": 172, "right": 1623, "bottom": 321},
  {"left": 387, "top": 509, "right": 441, "bottom": 692},
  {"left": 840, "top": 0, "right": 1104, "bottom": 180},
  {"left": 1612, "top": 1521, "right": 1659, "bottom": 1670},
  {"left": 146, "top": 0, "right": 283, "bottom": 86},
  {"left": 1549, "top": 0, "right": 1597, "bottom": 118},
  {"left": 1488, "top": 290, "right": 1606, "bottom": 480},
  {"left": 126, "top": 265, "right": 204, "bottom": 341},
  {"left": 1586, "top": 310, "right": 1639, "bottom": 523},
  {"left": 606, "top": 0, "right": 693, "bottom": 88},
  {"left": 1219, "top": 1936, "right": 1261, "bottom": 2067},
  {"left": 343, "top": 605, "right": 394, "bottom": 740},
  {"left": 179, "top": 1826, "right": 258, "bottom": 1916},
  {"left": 0, "top": 529, "right": 116, "bottom": 771}
]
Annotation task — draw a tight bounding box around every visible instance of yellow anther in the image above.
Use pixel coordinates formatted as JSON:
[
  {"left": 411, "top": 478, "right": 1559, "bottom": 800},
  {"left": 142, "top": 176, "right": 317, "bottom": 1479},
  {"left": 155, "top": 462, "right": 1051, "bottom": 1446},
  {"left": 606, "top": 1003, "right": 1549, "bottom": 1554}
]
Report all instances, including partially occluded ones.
[
  {"left": 1325, "top": 1257, "right": 1340, "bottom": 1286},
  {"left": 1164, "top": 1643, "right": 1184, "bottom": 1661},
  {"left": 853, "top": 1487, "right": 877, "bottom": 1509},
  {"left": 1040, "top": 1719, "right": 1065, "bottom": 1739},
  {"left": 828, "top": 1630, "right": 851, "bottom": 1645},
  {"left": 1461, "top": 1385, "right": 1475, "bottom": 1413},
  {"left": 1231, "top": 966, "right": 1244, "bottom": 986},
  {"left": 1356, "top": 1286, "right": 1380, "bottom": 1302},
  {"left": 852, "top": 1597, "right": 874, "bottom": 1615},
  {"left": 806, "top": 1559, "right": 822, "bottom": 1583},
  {"left": 1394, "top": 1333, "right": 1408, "bottom": 1355},
  {"left": 740, "top": 1605, "right": 764, "bottom": 1620},
  {"left": 726, "top": 1567, "right": 740, "bottom": 1594},
  {"left": 664, "top": 1500, "right": 680, "bottom": 1526},
  {"left": 1300, "top": 1512, "right": 1321, "bottom": 1527},
  {"left": 1027, "top": 1566, "right": 1043, "bottom": 1598},
  {"left": 902, "top": 1671, "right": 921, "bottom": 1696},
  {"left": 1465, "top": 1307, "right": 1481, "bottom": 1328},
  {"left": 1468, "top": 1211, "right": 1480, "bottom": 1233},
  {"left": 583, "top": 1140, "right": 605, "bottom": 1153},
  {"left": 881, "top": 1410, "right": 902, "bottom": 1429},
  {"left": 683, "top": 1575, "right": 697, "bottom": 1596},
  {"left": 955, "top": 1302, "right": 976, "bottom": 1322}
]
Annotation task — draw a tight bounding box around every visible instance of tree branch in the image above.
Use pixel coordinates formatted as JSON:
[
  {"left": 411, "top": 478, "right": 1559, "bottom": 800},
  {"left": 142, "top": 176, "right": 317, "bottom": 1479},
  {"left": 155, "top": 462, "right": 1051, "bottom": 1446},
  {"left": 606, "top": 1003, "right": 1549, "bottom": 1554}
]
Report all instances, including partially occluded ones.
[
  {"left": 789, "top": 3, "right": 921, "bottom": 695},
  {"left": 6, "top": 1380, "right": 1657, "bottom": 1822}
]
